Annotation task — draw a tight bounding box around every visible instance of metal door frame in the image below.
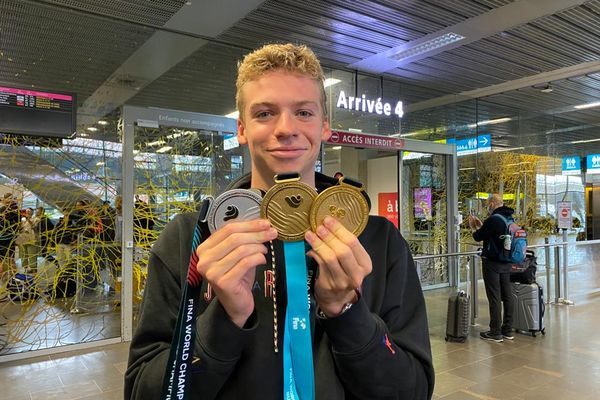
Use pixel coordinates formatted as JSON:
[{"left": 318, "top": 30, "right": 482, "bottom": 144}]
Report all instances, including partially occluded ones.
[{"left": 121, "top": 105, "right": 237, "bottom": 341}]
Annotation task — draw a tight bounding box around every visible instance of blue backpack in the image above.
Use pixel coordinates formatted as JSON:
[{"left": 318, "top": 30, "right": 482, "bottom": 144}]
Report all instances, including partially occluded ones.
[{"left": 487, "top": 214, "right": 527, "bottom": 264}]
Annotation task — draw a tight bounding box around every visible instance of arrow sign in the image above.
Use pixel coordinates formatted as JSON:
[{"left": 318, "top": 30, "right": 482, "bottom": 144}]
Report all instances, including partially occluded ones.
[{"left": 448, "top": 134, "right": 491, "bottom": 156}]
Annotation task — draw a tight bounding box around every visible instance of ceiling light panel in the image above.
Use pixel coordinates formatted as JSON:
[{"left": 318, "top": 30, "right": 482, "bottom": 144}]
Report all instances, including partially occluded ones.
[{"left": 389, "top": 33, "right": 465, "bottom": 62}]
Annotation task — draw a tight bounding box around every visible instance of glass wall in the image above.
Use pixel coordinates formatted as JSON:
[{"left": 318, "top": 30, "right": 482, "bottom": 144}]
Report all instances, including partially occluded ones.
[
  {"left": 0, "top": 133, "right": 122, "bottom": 355},
  {"left": 129, "top": 112, "right": 244, "bottom": 329}
]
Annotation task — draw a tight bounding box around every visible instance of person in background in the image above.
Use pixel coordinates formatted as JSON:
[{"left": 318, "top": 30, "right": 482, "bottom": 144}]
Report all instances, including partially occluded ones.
[
  {"left": 17, "top": 208, "right": 37, "bottom": 273},
  {"left": 34, "top": 206, "right": 55, "bottom": 261},
  {"left": 0, "top": 193, "right": 20, "bottom": 275},
  {"left": 126, "top": 43, "right": 434, "bottom": 399},
  {"left": 468, "top": 193, "right": 515, "bottom": 343},
  {"left": 54, "top": 206, "right": 77, "bottom": 269}
]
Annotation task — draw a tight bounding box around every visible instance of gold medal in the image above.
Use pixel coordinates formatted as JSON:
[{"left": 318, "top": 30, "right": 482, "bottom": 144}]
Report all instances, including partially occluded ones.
[
  {"left": 261, "top": 174, "right": 317, "bottom": 241},
  {"left": 310, "top": 178, "right": 369, "bottom": 236}
]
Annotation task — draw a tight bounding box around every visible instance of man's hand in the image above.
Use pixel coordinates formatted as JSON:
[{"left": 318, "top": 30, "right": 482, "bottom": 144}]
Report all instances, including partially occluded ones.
[
  {"left": 467, "top": 215, "right": 482, "bottom": 230},
  {"left": 195, "top": 219, "right": 278, "bottom": 327},
  {"left": 305, "top": 216, "right": 372, "bottom": 318}
]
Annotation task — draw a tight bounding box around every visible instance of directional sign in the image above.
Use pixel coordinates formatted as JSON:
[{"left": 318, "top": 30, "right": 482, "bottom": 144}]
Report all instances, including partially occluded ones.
[
  {"left": 448, "top": 134, "right": 491, "bottom": 156},
  {"left": 562, "top": 156, "right": 581, "bottom": 175},
  {"left": 586, "top": 154, "right": 600, "bottom": 174}
]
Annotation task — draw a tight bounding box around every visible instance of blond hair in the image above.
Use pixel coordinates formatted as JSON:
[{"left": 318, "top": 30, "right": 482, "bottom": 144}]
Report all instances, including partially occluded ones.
[{"left": 236, "top": 43, "right": 327, "bottom": 119}]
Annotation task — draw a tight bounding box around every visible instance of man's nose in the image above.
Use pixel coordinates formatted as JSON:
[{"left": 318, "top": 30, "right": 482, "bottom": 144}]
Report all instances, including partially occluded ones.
[{"left": 274, "top": 112, "right": 297, "bottom": 138}]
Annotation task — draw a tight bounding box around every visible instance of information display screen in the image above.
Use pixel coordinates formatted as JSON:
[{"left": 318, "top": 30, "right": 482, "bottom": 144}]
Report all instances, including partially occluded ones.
[
  {"left": 413, "top": 187, "right": 432, "bottom": 220},
  {"left": 0, "top": 85, "right": 76, "bottom": 138}
]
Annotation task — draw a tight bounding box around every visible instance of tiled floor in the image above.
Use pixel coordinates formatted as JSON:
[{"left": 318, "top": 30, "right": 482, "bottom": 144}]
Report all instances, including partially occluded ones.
[{"left": 1, "top": 246, "right": 599, "bottom": 399}]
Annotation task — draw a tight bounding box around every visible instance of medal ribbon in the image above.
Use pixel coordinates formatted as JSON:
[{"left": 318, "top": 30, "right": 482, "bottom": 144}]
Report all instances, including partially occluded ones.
[
  {"left": 282, "top": 240, "right": 315, "bottom": 400},
  {"left": 161, "top": 205, "right": 209, "bottom": 400}
]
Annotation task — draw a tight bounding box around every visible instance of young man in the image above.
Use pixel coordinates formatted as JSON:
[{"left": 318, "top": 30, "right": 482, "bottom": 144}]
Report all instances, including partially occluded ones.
[
  {"left": 468, "top": 193, "right": 515, "bottom": 342},
  {"left": 126, "top": 43, "right": 433, "bottom": 399}
]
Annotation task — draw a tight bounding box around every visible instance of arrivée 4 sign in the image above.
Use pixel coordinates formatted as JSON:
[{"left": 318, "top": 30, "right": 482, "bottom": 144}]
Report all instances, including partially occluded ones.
[{"left": 335, "top": 90, "right": 403, "bottom": 118}]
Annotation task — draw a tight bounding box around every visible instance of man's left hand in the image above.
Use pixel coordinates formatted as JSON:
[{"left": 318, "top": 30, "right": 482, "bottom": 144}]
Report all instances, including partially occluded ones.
[{"left": 305, "top": 216, "right": 372, "bottom": 317}]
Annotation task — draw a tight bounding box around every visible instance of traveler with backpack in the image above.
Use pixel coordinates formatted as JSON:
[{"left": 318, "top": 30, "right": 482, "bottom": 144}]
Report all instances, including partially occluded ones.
[{"left": 468, "top": 193, "right": 523, "bottom": 343}]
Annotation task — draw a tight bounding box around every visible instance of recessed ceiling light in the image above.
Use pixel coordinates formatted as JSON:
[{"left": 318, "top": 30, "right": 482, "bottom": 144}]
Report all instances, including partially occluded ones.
[
  {"left": 224, "top": 111, "right": 239, "bottom": 119},
  {"left": 86, "top": 126, "right": 98, "bottom": 132},
  {"left": 571, "top": 138, "right": 600, "bottom": 144},
  {"left": 574, "top": 101, "right": 600, "bottom": 110},
  {"left": 97, "top": 120, "right": 109, "bottom": 125},
  {"left": 331, "top": 146, "right": 342, "bottom": 150},
  {"left": 389, "top": 32, "right": 465, "bottom": 62},
  {"left": 493, "top": 146, "right": 524, "bottom": 152},
  {"left": 467, "top": 117, "right": 512, "bottom": 128}
]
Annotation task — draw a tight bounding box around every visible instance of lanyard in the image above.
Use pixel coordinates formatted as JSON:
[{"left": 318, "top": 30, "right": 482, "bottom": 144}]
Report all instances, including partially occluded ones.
[
  {"left": 161, "top": 207, "right": 209, "bottom": 400},
  {"left": 282, "top": 240, "right": 315, "bottom": 400}
]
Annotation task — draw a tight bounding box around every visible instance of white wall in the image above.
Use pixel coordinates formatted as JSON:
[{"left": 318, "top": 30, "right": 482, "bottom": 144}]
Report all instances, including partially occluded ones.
[{"left": 366, "top": 156, "right": 397, "bottom": 215}]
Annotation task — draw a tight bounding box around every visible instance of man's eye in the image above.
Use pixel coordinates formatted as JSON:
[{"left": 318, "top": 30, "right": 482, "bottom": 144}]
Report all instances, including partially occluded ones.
[
  {"left": 255, "top": 111, "right": 272, "bottom": 119},
  {"left": 298, "top": 110, "right": 314, "bottom": 117}
]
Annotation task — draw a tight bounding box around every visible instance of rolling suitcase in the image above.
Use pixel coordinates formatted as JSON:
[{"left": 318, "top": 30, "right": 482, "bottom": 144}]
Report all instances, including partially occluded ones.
[
  {"left": 510, "top": 250, "right": 537, "bottom": 284},
  {"left": 445, "top": 290, "right": 470, "bottom": 342},
  {"left": 511, "top": 282, "right": 545, "bottom": 337}
]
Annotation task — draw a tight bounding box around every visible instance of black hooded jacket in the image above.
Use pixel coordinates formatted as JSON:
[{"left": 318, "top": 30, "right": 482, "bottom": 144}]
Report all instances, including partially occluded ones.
[
  {"left": 125, "top": 172, "right": 434, "bottom": 399},
  {"left": 473, "top": 205, "right": 515, "bottom": 263}
]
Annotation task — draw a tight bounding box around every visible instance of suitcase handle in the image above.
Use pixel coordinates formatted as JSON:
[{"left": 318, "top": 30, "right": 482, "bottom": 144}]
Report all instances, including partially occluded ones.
[{"left": 541, "top": 298, "right": 546, "bottom": 317}]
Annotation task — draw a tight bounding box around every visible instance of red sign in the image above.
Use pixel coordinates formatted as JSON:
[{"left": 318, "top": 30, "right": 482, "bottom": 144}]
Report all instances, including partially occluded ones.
[
  {"left": 561, "top": 209, "right": 568, "bottom": 217},
  {"left": 378, "top": 192, "right": 398, "bottom": 228},
  {"left": 327, "top": 130, "right": 404, "bottom": 151}
]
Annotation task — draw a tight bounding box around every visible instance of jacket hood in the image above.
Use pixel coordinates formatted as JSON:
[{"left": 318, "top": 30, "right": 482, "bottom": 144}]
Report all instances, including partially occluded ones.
[{"left": 492, "top": 205, "right": 514, "bottom": 217}]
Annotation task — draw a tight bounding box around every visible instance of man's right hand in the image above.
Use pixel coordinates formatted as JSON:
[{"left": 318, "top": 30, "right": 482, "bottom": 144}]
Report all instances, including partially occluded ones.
[
  {"left": 467, "top": 215, "right": 482, "bottom": 230},
  {"left": 195, "top": 219, "right": 278, "bottom": 328}
]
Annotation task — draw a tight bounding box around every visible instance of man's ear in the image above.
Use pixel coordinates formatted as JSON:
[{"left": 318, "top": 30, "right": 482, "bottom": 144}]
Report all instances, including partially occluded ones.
[
  {"left": 237, "top": 118, "right": 248, "bottom": 145},
  {"left": 321, "top": 119, "right": 332, "bottom": 141}
]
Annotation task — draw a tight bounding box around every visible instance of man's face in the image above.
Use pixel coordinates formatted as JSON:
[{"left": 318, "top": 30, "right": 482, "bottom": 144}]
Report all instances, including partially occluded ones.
[
  {"left": 487, "top": 199, "right": 498, "bottom": 214},
  {"left": 237, "top": 70, "right": 331, "bottom": 187}
]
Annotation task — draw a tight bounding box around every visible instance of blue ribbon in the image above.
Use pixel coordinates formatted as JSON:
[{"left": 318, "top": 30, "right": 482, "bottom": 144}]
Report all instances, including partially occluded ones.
[{"left": 283, "top": 240, "right": 315, "bottom": 400}]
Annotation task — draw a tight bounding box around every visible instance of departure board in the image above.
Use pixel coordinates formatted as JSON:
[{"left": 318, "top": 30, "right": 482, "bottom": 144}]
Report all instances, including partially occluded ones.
[{"left": 0, "top": 86, "right": 76, "bottom": 138}]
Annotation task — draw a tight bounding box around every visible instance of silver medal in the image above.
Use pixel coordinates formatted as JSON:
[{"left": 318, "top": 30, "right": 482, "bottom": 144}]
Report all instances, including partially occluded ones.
[{"left": 207, "top": 188, "right": 263, "bottom": 233}]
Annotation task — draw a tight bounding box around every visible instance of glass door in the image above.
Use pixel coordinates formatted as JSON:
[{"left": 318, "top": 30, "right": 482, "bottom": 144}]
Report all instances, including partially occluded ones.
[
  {"left": 122, "top": 106, "right": 244, "bottom": 336},
  {"left": 401, "top": 152, "right": 449, "bottom": 287}
]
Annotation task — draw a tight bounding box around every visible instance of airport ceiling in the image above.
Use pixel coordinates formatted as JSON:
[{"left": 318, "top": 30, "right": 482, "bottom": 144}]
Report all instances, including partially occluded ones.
[{"left": 1, "top": 0, "right": 600, "bottom": 157}]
